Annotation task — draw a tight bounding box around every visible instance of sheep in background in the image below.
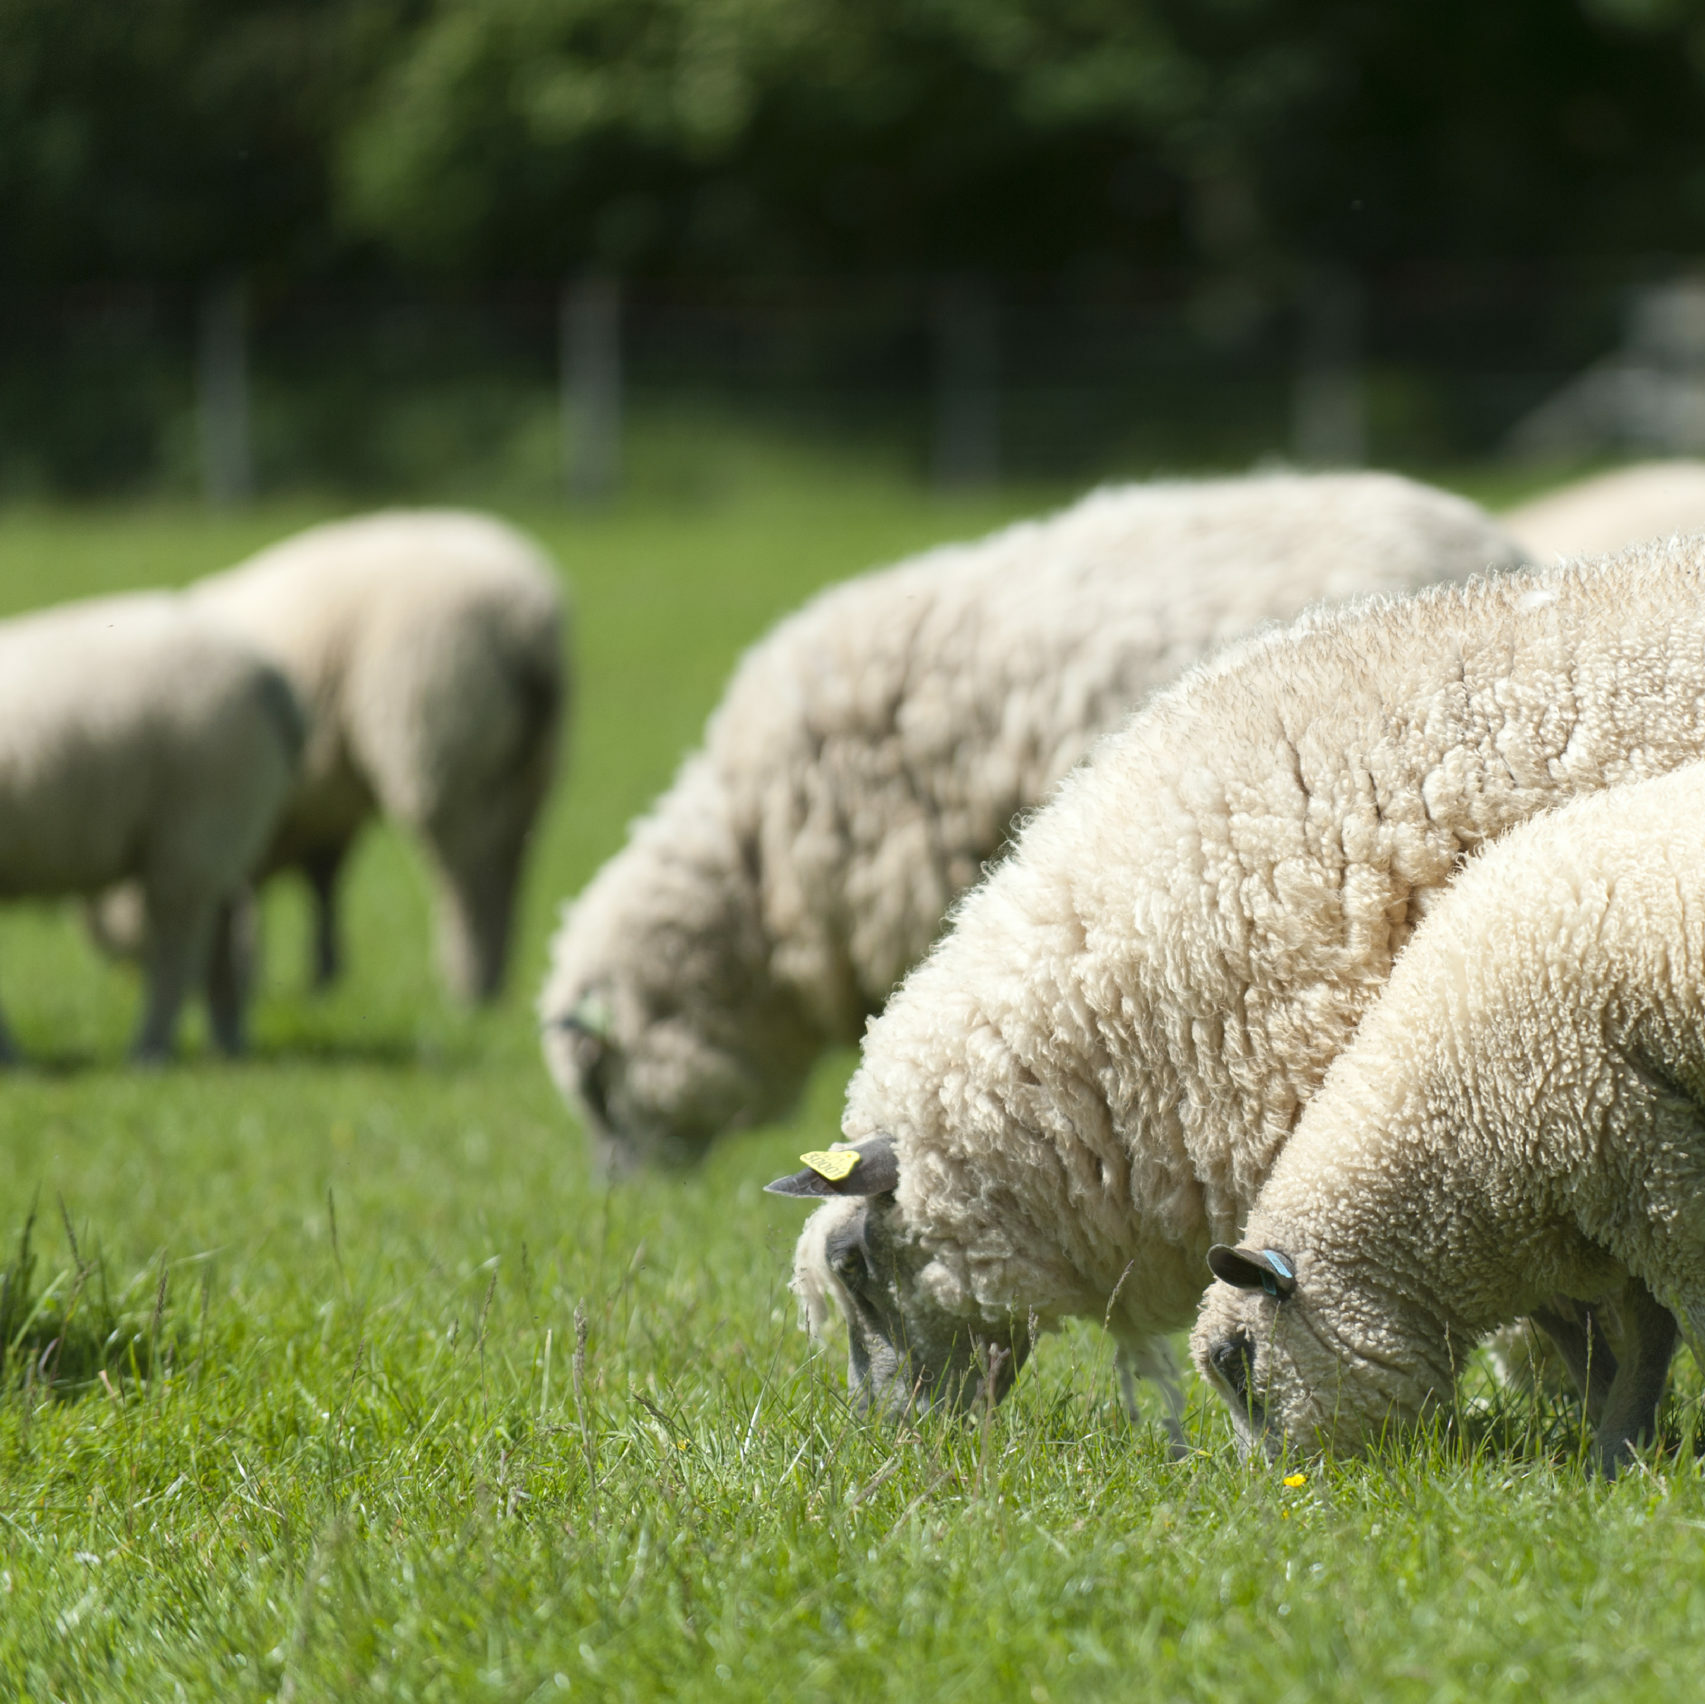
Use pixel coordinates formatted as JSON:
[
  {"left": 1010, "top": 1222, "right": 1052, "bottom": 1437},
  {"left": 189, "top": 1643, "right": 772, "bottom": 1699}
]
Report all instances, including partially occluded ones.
[
  {"left": 97, "top": 511, "right": 569, "bottom": 1002},
  {"left": 782, "top": 539, "right": 1705, "bottom": 1432},
  {"left": 1191, "top": 763, "right": 1705, "bottom": 1477},
  {"left": 1502, "top": 460, "right": 1705, "bottom": 560},
  {"left": 0, "top": 595, "right": 302, "bottom": 1061},
  {"left": 543, "top": 472, "right": 1526, "bottom": 1170}
]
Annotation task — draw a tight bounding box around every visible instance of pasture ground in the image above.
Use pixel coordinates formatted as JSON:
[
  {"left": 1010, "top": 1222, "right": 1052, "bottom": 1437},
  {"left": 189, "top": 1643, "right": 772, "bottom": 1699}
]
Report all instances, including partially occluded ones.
[{"left": 1, "top": 457, "right": 1701, "bottom": 1702}]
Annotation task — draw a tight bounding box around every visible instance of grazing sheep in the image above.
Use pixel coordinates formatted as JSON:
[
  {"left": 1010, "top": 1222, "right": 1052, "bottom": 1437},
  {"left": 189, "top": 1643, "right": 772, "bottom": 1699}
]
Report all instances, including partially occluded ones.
[
  {"left": 1502, "top": 460, "right": 1705, "bottom": 561},
  {"left": 1190, "top": 763, "right": 1705, "bottom": 1477},
  {"left": 781, "top": 537, "right": 1705, "bottom": 1432},
  {"left": 0, "top": 594, "right": 302, "bottom": 1061},
  {"left": 544, "top": 472, "right": 1525, "bottom": 1169},
  {"left": 96, "top": 511, "right": 569, "bottom": 1002}
]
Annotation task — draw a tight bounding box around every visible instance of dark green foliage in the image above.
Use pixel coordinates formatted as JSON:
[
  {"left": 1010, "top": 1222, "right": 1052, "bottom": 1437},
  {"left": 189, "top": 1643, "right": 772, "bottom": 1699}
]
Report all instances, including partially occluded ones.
[
  {"left": 8, "top": 0, "right": 1705, "bottom": 283},
  {"left": 0, "top": 0, "right": 404, "bottom": 283},
  {"left": 340, "top": 0, "right": 1705, "bottom": 278}
]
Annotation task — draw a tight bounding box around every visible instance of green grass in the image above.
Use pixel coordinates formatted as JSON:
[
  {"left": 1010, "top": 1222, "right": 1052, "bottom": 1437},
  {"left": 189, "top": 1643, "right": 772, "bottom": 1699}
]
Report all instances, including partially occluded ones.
[{"left": 1, "top": 460, "right": 1702, "bottom": 1702}]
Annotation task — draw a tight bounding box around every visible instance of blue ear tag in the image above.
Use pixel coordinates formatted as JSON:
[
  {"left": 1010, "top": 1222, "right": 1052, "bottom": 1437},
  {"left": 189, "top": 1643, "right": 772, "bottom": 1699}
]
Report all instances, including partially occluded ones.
[{"left": 1260, "top": 1250, "right": 1295, "bottom": 1298}]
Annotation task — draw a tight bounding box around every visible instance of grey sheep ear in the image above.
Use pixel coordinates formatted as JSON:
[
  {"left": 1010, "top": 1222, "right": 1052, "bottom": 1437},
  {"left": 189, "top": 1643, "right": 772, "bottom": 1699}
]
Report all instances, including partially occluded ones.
[
  {"left": 764, "top": 1136, "right": 900, "bottom": 1199},
  {"left": 1207, "top": 1244, "right": 1297, "bottom": 1299}
]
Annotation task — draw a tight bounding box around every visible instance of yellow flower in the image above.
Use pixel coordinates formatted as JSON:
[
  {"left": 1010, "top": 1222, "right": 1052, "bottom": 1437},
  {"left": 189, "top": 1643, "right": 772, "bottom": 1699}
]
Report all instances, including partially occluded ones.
[{"left": 1282, "top": 1473, "right": 1306, "bottom": 1487}]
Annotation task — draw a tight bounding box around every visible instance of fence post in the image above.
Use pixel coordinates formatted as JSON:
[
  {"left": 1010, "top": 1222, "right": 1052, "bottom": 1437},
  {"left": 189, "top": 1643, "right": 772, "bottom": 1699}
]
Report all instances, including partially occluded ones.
[
  {"left": 561, "top": 275, "right": 622, "bottom": 502},
  {"left": 1291, "top": 266, "right": 1366, "bottom": 467},
  {"left": 198, "top": 276, "right": 253, "bottom": 506},
  {"left": 932, "top": 277, "right": 999, "bottom": 491}
]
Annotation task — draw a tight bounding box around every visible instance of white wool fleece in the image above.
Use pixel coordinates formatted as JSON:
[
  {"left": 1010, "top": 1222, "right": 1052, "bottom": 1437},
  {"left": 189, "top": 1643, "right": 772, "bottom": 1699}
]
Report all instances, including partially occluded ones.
[
  {"left": 1192, "top": 762, "right": 1705, "bottom": 1463},
  {"left": 833, "top": 536, "right": 1705, "bottom": 1391},
  {"left": 0, "top": 592, "right": 302, "bottom": 1059},
  {"left": 190, "top": 509, "right": 568, "bottom": 1001},
  {"left": 1502, "top": 460, "right": 1705, "bottom": 562},
  {"left": 543, "top": 471, "right": 1524, "bottom": 1164}
]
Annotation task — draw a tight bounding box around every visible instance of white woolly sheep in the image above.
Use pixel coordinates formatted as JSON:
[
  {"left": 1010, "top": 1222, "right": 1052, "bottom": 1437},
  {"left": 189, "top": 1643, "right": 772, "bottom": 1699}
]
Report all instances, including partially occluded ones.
[
  {"left": 96, "top": 511, "right": 569, "bottom": 1002},
  {"left": 0, "top": 594, "right": 302, "bottom": 1061},
  {"left": 1191, "top": 762, "right": 1705, "bottom": 1477},
  {"left": 779, "top": 537, "right": 1705, "bottom": 1435},
  {"left": 543, "top": 472, "right": 1525, "bottom": 1169},
  {"left": 1502, "top": 460, "right": 1705, "bottom": 561}
]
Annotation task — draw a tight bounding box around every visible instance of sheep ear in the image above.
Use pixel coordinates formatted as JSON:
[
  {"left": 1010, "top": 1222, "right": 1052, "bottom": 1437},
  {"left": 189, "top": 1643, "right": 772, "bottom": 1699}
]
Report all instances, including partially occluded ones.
[
  {"left": 1207, "top": 1244, "right": 1297, "bottom": 1299},
  {"left": 764, "top": 1136, "right": 900, "bottom": 1199}
]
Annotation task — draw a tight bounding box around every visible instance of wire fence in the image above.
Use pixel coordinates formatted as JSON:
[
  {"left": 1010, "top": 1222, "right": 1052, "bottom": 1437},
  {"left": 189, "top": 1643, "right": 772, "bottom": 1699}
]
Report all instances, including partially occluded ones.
[{"left": 0, "top": 265, "right": 1656, "bottom": 504}]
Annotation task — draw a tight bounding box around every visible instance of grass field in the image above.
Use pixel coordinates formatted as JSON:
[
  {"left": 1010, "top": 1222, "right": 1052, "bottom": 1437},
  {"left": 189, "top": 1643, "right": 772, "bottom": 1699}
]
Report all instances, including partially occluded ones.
[{"left": 4, "top": 459, "right": 1705, "bottom": 1702}]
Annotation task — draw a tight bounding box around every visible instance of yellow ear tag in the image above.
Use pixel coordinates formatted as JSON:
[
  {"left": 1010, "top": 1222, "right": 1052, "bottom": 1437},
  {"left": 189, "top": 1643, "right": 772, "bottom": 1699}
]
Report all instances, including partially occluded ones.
[{"left": 801, "top": 1149, "right": 860, "bottom": 1182}]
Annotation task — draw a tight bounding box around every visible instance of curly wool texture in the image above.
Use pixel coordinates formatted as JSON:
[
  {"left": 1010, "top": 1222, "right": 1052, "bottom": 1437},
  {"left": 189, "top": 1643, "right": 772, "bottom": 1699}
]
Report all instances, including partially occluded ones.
[
  {"left": 1502, "top": 460, "right": 1705, "bottom": 561},
  {"left": 0, "top": 593, "right": 302, "bottom": 1055},
  {"left": 832, "top": 537, "right": 1705, "bottom": 1371},
  {"left": 1191, "top": 762, "right": 1705, "bottom": 1453},
  {"left": 192, "top": 510, "right": 568, "bottom": 1000},
  {"left": 542, "top": 472, "right": 1524, "bottom": 1160}
]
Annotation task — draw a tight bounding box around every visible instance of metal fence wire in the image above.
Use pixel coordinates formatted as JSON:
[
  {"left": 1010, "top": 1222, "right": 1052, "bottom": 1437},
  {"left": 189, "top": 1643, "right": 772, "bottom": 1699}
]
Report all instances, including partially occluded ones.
[{"left": 0, "top": 266, "right": 1662, "bottom": 502}]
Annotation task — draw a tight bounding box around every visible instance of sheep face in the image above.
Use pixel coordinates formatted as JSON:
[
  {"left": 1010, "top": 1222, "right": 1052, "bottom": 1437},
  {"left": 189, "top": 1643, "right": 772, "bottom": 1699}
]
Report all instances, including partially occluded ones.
[
  {"left": 548, "top": 976, "right": 814, "bottom": 1171},
  {"left": 541, "top": 762, "right": 822, "bottom": 1168},
  {"left": 771, "top": 1141, "right": 1030, "bottom": 1418},
  {"left": 1191, "top": 1244, "right": 1443, "bottom": 1460},
  {"left": 543, "top": 937, "right": 823, "bottom": 1170}
]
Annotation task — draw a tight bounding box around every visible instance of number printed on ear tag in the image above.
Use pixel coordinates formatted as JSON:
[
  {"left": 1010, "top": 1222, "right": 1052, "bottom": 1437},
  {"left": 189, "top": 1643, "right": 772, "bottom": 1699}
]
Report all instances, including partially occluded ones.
[{"left": 801, "top": 1149, "right": 860, "bottom": 1182}]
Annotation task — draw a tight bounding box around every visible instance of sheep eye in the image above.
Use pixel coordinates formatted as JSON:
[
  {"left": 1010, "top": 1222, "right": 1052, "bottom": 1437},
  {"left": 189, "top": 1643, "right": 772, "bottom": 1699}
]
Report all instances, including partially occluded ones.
[{"left": 830, "top": 1244, "right": 869, "bottom": 1286}]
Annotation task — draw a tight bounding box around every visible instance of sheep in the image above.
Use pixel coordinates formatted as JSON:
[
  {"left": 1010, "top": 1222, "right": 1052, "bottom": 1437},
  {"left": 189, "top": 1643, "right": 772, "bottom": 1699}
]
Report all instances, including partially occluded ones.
[
  {"left": 777, "top": 536, "right": 1705, "bottom": 1435},
  {"left": 0, "top": 593, "right": 302, "bottom": 1061},
  {"left": 543, "top": 471, "right": 1526, "bottom": 1170},
  {"left": 1502, "top": 460, "right": 1705, "bottom": 561},
  {"left": 1190, "top": 762, "right": 1705, "bottom": 1477},
  {"left": 95, "top": 511, "right": 568, "bottom": 1002}
]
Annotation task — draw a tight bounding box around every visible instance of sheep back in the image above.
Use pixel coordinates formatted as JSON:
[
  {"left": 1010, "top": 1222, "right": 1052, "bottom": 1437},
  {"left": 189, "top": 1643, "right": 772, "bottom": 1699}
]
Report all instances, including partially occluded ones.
[
  {"left": 192, "top": 509, "right": 567, "bottom": 864},
  {"left": 713, "top": 472, "right": 1524, "bottom": 1036},
  {"left": 0, "top": 593, "right": 302, "bottom": 903},
  {"left": 1502, "top": 460, "right": 1705, "bottom": 561}
]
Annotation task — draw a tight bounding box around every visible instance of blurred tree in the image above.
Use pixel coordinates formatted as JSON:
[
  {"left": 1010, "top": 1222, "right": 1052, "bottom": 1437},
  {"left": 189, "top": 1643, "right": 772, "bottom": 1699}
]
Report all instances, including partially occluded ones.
[
  {"left": 4, "top": 0, "right": 1705, "bottom": 286},
  {"left": 1161, "top": 0, "right": 1705, "bottom": 274},
  {"left": 0, "top": 0, "right": 401, "bottom": 282},
  {"left": 338, "top": 0, "right": 1201, "bottom": 277},
  {"left": 338, "top": 0, "right": 1705, "bottom": 285}
]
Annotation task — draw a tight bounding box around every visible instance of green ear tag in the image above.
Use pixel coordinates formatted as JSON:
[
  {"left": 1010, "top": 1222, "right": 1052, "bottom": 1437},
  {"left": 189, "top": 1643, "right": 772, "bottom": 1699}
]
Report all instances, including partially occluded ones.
[{"left": 801, "top": 1149, "right": 860, "bottom": 1182}]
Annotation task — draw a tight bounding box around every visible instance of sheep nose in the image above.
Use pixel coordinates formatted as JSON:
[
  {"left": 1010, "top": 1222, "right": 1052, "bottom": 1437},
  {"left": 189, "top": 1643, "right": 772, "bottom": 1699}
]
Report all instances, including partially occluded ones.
[{"left": 1210, "top": 1332, "right": 1256, "bottom": 1400}]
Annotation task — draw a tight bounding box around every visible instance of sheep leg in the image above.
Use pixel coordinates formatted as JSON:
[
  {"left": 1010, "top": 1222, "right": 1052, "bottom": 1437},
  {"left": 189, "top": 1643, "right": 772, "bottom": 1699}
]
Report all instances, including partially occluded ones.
[
  {"left": 204, "top": 893, "right": 256, "bottom": 1056},
  {"left": 1115, "top": 1340, "right": 1189, "bottom": 1459},
  {"left": 1592, "top": 1281, "right": 1677, "bottom": 1479},
  {"left": 1529, "top": 1298, "right": 1619, "bottom": 1424},
  {"left": 132, "top": 894, "right": 216, "bottom": 1063},
  {"left": 431, "top": 837, "right": 524, "bottom": 1004},
  {"left": 303, "top": 844, "right": 347, "bottom": 991}
]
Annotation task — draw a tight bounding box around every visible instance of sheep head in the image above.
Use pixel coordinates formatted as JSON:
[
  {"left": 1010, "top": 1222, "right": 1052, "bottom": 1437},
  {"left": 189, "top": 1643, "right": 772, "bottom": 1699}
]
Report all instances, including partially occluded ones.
[
  {"left": 1191, "top": 1239, "right": 1446, "bottom": 1460},
  {"left": 771, "top": 1137, "right": 1030, "bottom": 1418},
  {"left": 540, "top": 757, "right": 822, "bottom": 1169}
]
